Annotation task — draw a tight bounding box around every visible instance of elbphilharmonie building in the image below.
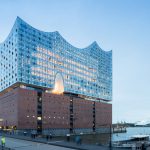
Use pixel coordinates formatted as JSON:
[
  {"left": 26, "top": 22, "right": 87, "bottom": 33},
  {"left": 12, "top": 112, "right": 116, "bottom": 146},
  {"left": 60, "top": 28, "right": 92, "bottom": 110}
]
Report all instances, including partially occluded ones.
[{"left": 0, "top": 17, "right": 112, "bottom": 135}]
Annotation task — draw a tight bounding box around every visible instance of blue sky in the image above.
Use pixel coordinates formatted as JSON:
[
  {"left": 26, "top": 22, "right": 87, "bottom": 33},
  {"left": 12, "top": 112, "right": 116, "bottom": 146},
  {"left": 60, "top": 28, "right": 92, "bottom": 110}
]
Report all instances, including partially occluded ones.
[{"left": 0, "top": 0, "right": 150, "bottom": 123}]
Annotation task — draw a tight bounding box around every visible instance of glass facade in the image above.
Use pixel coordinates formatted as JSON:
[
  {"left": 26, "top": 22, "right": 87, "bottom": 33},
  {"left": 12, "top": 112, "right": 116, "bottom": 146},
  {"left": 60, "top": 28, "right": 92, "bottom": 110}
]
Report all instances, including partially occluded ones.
[{"left": 0, "top": 17, "right": 112, "bottom": 101}]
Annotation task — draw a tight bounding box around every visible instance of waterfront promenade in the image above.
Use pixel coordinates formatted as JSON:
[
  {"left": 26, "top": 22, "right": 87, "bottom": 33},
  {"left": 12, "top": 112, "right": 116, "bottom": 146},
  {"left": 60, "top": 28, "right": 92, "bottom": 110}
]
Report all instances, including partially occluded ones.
[
  {"left": 0, "top": 136, "right": 75, "bottom": 150},
  {"left": 0, "top": 134, "right": 133, "bottom": 150},
  {"left": 1, "top": 127, "right": 150, "bottom": 149},
  {"left": 0, "top": 134, "right": 113, "bottom": 150}
]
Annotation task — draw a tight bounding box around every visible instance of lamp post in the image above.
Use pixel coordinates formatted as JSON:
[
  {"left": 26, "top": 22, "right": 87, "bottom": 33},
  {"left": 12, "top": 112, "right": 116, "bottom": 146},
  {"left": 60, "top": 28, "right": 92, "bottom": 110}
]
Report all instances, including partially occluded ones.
[
  {"left": 109, "top": 124, "right": 112, "bottom": 150},
  {"left": 98, "top": 124, "right": 112, "bottom": 150}
]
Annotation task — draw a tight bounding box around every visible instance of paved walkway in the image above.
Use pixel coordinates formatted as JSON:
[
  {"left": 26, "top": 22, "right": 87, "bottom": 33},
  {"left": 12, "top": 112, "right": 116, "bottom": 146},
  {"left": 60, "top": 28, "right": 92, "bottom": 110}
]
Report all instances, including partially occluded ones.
[
  {"left": 0, "top": 134, "right": 125, "bottom": 150},
  {"left": 0, "top": 136, "right": 74, "bottom": 150},
  {"left": 0, "top": 145, "right": 14, "bottom": 150},
  {"left": 0, "top": 133, "right": 111, "bottom": 150}
]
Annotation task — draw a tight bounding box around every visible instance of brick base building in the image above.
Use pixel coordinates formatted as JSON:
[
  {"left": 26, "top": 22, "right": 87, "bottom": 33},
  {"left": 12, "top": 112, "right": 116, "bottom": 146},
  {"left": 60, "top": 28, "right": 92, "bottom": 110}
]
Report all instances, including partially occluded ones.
[
  {"left": 0, "top": 17, "right": 112, "bottom": 136},
  {"left": 0, "top": 86, "right": 112, "bottom": 135}
]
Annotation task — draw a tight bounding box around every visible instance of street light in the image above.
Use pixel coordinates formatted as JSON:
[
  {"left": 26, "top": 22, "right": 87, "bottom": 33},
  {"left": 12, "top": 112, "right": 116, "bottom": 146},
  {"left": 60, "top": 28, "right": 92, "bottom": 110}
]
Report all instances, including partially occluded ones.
[
  {"left": 109, "top": 124, "right": 112, "bottom": 150},
  {"left": 98, "top": 124, "right": 112, "bottom": 150}
]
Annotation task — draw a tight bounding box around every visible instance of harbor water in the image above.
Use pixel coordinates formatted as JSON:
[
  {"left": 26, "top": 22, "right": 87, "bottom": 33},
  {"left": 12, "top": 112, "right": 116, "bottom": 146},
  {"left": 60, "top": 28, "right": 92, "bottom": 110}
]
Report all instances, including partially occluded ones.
[{"left": 112, "top": 127, "right": 150, "bottom": 141}]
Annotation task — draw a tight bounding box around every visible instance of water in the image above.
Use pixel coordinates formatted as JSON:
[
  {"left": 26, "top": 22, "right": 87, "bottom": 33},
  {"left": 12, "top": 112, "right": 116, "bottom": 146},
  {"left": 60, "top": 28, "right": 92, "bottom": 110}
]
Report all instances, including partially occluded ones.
[
  {"left": 57, "top": 127, "right": 150, "bottom": 145},
  {"left": 112, "top": 127, "right": 150, "bottom": 141}
]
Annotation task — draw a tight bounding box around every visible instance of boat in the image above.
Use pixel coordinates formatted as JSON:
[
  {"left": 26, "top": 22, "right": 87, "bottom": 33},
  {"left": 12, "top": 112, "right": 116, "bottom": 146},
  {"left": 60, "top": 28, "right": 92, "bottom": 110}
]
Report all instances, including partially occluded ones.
[
  {"left": 130, "top": 135, "right": 149, "bottom": 141},
  {"left": 113, "top": 135, "right": 150, "bottom": 149}
]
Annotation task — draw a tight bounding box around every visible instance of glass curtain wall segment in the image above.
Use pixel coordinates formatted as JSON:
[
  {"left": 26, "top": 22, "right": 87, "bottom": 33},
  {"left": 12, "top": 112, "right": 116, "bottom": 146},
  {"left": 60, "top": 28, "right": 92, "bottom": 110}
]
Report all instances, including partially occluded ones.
[{"left": 0, "top": 17, "right": 112, "bottom": 101}]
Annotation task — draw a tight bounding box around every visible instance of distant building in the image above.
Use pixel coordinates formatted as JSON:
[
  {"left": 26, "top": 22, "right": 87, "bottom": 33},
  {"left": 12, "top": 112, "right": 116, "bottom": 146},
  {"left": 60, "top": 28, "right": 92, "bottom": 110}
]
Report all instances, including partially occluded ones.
[{"left": 0, "top": 17, "right": 112, "bottom": 135}]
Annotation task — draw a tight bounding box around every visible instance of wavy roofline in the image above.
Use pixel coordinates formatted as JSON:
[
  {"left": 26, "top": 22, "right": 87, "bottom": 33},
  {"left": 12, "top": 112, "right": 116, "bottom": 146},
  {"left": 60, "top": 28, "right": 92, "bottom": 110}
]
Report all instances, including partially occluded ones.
[
  {"left": 0, "top": 16, "right": 112, "bottom": 53},
  {"left": 0, "top": 20, "right": 15, "bottom": 44}
]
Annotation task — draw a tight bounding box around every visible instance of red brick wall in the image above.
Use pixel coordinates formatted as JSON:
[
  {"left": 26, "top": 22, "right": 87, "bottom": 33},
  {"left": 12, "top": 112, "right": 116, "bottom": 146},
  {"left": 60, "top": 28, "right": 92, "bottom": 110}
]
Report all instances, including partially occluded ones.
[
  {"left": 0, "top": 88, "right": 18, "bottom": 128},
  {"left": 95, "top": 102, "right": 112, "bottom": 128},
  {"left": 0, "top": 87, "right": 112, "bottom": 131},
  {"left": 73, "top": 98, "right": 93, "bottom": 128},
  {"left": 42, "top": 93, "right": 70, "bottom": 129},
  {"left": 17, "top": 88, "right": 37, "bottom": 129}
]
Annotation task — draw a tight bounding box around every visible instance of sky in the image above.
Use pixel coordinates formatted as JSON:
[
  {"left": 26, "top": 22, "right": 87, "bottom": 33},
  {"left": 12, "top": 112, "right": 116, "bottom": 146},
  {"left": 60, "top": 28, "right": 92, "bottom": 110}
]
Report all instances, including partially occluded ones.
[{"left": 0, "top": 0, "right": 150, "bottom": 123}]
